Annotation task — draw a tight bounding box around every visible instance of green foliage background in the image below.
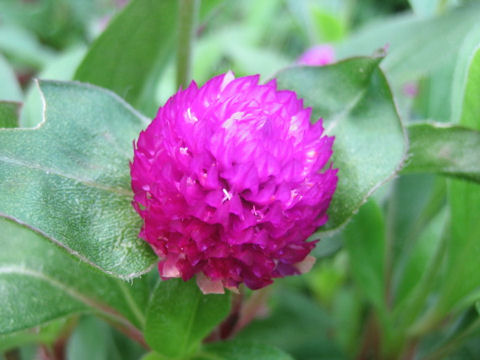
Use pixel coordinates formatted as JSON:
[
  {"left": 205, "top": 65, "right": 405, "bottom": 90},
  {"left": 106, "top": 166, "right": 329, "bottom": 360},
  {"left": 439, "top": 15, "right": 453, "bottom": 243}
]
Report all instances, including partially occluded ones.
[{"left": 1, "top": 0, "right": 480, "bottom": 359}]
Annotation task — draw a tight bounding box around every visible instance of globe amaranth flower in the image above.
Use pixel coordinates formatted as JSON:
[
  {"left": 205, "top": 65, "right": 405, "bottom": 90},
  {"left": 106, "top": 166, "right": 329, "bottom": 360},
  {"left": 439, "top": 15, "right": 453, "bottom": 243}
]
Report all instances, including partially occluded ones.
[
  {"left": 297, "top": 44, "right": 335, "bottom": 66},
  {"left": 131, "top": 71, "right": 338, "bottom": 294}
]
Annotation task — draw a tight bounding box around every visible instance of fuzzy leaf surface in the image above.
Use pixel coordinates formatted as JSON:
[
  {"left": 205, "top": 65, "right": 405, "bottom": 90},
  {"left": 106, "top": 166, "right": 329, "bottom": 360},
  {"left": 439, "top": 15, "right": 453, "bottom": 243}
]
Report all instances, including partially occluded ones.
[
  {"left": 0, "top": 218, "right": 149, "bottom": 334},
  {"left": 0, "top": 80, "right": 155, "bottom": 278}
]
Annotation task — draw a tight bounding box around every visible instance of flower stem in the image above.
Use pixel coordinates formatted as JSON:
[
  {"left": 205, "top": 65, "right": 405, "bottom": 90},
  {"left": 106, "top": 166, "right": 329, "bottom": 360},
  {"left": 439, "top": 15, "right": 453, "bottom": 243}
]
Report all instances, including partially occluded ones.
[
  {"left": 176, "top": 0, "right": 199, "bottom": 89},
  {"left": 234, "top": 286, "right": 272, "bottom": 335}
]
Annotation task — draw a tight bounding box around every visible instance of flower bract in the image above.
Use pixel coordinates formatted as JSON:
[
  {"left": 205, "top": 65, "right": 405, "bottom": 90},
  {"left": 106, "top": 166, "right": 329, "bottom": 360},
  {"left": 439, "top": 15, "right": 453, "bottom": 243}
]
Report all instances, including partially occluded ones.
[{"left": 131, "top": 72, "right": 338, "bottom": 293}]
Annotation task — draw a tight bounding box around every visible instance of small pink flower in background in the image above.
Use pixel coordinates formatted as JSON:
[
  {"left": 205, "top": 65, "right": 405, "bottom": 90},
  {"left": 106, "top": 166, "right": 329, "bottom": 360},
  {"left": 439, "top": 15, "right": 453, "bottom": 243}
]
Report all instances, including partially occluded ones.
[
  {"left": 403, "top": 82, "right": 419, "bottom": 98},
  {"left": 297, "top": 44, "right": 335, "bottom": 66},
  {"left": 114, "top": 0, "right": 129, "bottom": 7},
  {"left": 131, "top": 72, "right": 338, "bottom": 293}
]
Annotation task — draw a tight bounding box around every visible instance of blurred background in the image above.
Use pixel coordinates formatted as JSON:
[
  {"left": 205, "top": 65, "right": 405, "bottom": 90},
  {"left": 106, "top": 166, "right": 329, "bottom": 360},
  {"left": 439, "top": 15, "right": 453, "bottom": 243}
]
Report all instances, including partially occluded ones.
[
  {"left": 2, "top": 0, "right": 480, "bottom": 359},
  {"left": 0, "top": 0, "right": 469, "bottom": 122}
]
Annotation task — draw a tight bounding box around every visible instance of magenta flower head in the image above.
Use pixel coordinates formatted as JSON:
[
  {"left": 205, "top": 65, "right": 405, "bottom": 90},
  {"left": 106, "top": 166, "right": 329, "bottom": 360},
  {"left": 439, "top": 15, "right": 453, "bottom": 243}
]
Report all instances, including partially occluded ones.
[
  {"left": 297, "top": 44, "right": 335, "bottom": 66},
  {"left": 131, "top": 72, "right": 338, "bottom": 294}
]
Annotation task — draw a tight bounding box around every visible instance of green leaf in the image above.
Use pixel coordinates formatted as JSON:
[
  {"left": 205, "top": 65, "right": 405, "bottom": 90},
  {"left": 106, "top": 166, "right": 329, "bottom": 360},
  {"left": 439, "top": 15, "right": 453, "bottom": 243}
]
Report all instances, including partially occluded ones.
[
  {"left": 408, "top": 0, "right": 440, "bottom": 17},
  {"left": 74, "top": 0, "right": 178, "bottom": 115},
  {"left": 196, "top": 341, "right": 294, "bottom": 360},
  {"left": 311, "top": 6, "right": 346, "bottom": 42},
  {"left": 275, "top": 57, "right": 406, "bottom": 232},
  {"left": 0, "top": 0, "right": 93, "bottom": 50},
  {"left": 195, "top": 26, "right": 289, "bottom": 81},
  {"left": 285, "top": 0, "right": 316, "bottom": 43},
  {"left": 403, "top": 122, "right": 480, "bottom": 182},
  {"left": 427, "top": 28, "right": 480, "bottom": 319},
  {"left": 0, "top": 24, "right": 55, "bottom": 69},
  {"left": 0, "top": 218, "right": 149, "bottom": 334},
  {"left": 144, "top": 279, "right": 231, "bottom": 358},
  {"left": 66, "top": 316, "right": 145, "bottom": 360},
  {"left": 344, "top": 200, "right": 386, "bottom": 312},
  {"left": 388, "top": 175, "right": 446, "bottom": 264},
  {"left": 455, "top": 44, "right": 480, "bottom": 130},
  {"left": 394, "top": 208, "right": 447, "bottom": 312},
  {"left": 0, "top": 318, "right": 67, "bottom": 352},
  {"left": 387, "top": 175, "right": 447, "bottom": 318},
  {"left": 0, "top": 54, "right": 22, "bottom": 102},
  {"left": 450, "top": 22, "right": 480, "bottom": 124},
  {"left": 436, "top": 180, "right": 480, "bottom": 313},
  {"left": 0, "top": 101, "right": 21, "bottom": 128},
  {"left": 21, "top": 46, "right": 86, "bottom": 128},
  {"left": 236, "top": 288, "right": 344, "bottom": 359},
  {"left": 338, "top": 3, "right": 480, "bottom": 83},
  {"left": 332, "top": 288, "right": 363, "bottom": 355},
  {"left": 199, "top": 0, "right": 224, "bottom": 21},
  {"left": 227, "top": 43, "right": 290, "bottom": 80},
  {"left": 67, "top": 317, "right": 115, "bottom": 360},
  {"left": 311, "top": 232, "right": 343, "bottom": 258},
  {"left": 412, "top": 60, "right": 456, "bottom": 123},
  {"left": 0, "top": 80, "right": 155, "bottom": 278},
  {"left": 307, "top": 257, "right": 346, "bottom": 307},
  {"left": 141, "top": 352, "right": 168, "bottom": 360}
]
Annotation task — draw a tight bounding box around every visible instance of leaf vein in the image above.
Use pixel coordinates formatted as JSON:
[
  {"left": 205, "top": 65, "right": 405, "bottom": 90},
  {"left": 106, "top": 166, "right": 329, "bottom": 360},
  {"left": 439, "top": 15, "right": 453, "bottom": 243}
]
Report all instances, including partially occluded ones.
[
  {"left": 325, "top": 90, "right": 366, "bottom": 134},
  {"left": 0, "top": 155, "right": 132, "bottom": 197},
  {"left": 0, "top": 265, "right": 137, "bottom": 330}
]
